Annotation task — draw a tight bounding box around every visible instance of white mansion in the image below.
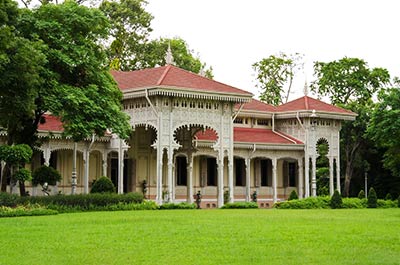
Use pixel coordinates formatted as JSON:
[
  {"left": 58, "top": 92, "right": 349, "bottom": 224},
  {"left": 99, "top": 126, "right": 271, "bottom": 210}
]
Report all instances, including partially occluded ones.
[{"left": 0, "top": 64, "right": 356, "bottom": 208}]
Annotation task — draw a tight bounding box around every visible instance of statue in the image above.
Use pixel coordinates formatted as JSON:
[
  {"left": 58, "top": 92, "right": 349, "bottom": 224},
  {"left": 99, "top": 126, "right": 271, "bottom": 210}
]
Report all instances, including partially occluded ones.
[
  {"left": 251, "top": 190, "right": 257, "bottom": 202},
  {"left": 195, "top": 190, "right": 202, "bottom": 209}
]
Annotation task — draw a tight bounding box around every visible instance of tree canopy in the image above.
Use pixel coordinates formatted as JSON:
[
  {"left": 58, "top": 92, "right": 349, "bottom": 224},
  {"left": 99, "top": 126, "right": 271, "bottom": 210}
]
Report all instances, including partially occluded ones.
[{"left": 253, "top": 52, "right": 303, "bottom": 105}]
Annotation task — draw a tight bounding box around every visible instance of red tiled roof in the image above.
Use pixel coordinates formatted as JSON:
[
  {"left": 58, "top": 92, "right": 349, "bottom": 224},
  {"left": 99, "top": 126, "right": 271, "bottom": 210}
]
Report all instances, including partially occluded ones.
[
  {"left": 196, "top": 127, "right": 302, "bottom": 145},
  {"left": 38, "top": 115, "right": 63, "bottom": 132},
  {"left": 276, "top": 96, "right": 355, "bottom": 115},
  {"left": 235, "top": 98, "right": 276, "bottom": 112},
  {"left": 111, "top": 65, "right": 253, "bottom": 96}
]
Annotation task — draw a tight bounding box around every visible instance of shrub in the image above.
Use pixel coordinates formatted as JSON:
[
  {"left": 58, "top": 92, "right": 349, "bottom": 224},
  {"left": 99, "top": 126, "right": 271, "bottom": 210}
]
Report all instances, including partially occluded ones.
[
  {"left": 385, "top": 193, "right": 392, "bottom": 201},
  {"left": 90, "top": 176, "right": 115, "bottom": 193},
  {"left": 367, "top": 187, "right": 377, "bottom": 208},
  {"left": 342, "top": 198, "right": 367, "bottom": 209},
  {"left": 274, "top": 197, "right": 330, "bottom": 209},
  {"left": 32, "top": 165, "right": 62, "bottom": 186},
  {"left": 358, "top": 190, "right": 365, "bottom": 199},
  {"left": 288, "top": 190, "right": 298, "bottom": 201},
  {"left": 159, "top": 202, "right": 196, "bottom": 210},
  {"left": 398, "top": 195, "right": 400, "bottom": 208},
  {"left": 330, "top": 190, "right": 343, "bottom": 209},
  {"left": 0, "top": 205, "right": 58, "bottom": 218},
  {"left": 221, "top": 202, "right": 258, "bottom": 209},
  {"left": 377, "top": 199, "right": 397, "bottom": 208},
  {"left": 0, "top": 192, "right": 20, "bottom": 207}
]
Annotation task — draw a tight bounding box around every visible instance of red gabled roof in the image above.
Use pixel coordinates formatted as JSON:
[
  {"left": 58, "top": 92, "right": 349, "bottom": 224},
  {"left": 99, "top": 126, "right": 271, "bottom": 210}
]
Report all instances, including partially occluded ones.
[
  {"left": 111, "top": 65, "right": 253, "bottom": 96},
  {"left": 276, "top": 96, "right": 355, "bottom": 115},
  {"left": 195, "top": 127, "right": 302, "bottom": 145},
  {"left": 38, "top": 115, "right": 63, "bottom": 132},
  {"left": 235, "top": 98, "right": 276, "bottom": 112}
]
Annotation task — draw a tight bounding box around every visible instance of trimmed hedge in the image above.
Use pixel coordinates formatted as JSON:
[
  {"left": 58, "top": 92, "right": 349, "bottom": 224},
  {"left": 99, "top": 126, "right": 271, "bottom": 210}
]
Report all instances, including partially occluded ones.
[
  {"left": 0, "top": 192, "right": 143, "bottom": 209},
  {"left": 221, "top": 202, "right": 258, "bottom": 209},
  {"left": 0, "top": 205, "right": 58, "bottom": 218},
  {"left": 159, "top": 202, "right": 197, "bottom": 210},
  {"left": 274, "top": 197, "right": 330, "bottom": 209},
  {"left": 330, "top": 190, "right": 343, "bottom": 209},
  {"left": 342, "top": 198, "right": 367, "bottom": 209},
  {"left": 288, "top": 190, "right": 299, "bottom": 201}
]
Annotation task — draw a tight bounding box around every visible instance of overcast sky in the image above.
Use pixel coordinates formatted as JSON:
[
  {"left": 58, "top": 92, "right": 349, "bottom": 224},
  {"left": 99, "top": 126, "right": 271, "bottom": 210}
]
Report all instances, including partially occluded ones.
[{"left": 146, "top": 0, "right": 399, "bottom": 100}]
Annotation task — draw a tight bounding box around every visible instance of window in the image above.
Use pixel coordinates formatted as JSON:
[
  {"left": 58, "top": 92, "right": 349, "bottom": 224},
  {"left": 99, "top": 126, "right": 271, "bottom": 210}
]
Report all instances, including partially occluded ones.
[
  {"left": 260, "top": 159, "right": 269, "bottom": 186},
  {"left": 207, "top": 157, "right": 217, "bottom": 186},
  {"left": 235, "top": 158, "right": 245, "bottom": 186},
  {"left": 288, "top": 162, "right": 296, "bottom": 187},
  {"left": 176, "top": 156, "right": 187, "bottom": 186}
]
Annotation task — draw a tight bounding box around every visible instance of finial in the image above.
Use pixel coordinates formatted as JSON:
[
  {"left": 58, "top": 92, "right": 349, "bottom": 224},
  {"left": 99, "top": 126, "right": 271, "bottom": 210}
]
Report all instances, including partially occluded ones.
[
  {"left": 303, "top": 79, "right": 309, "bottom": 96},
  {"left": 165, "top": 42, "right": 174, "bottom": 65}
]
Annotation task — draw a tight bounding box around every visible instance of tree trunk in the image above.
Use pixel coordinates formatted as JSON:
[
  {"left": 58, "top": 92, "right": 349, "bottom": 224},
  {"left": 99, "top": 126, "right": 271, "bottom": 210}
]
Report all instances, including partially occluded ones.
[
  {"left": 1, "top": 165, "right": 10, "bottom": 192},
  {"left": 343, "top": 159, "right": 353, "bottom": 197},
  {"left": 19, "top": 180, "right": 26, "bottom": 196}
]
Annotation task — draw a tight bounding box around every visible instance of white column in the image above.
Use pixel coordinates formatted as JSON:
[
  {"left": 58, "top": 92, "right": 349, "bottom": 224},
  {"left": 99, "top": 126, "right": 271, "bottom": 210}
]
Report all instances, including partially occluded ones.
[
  {"left": 117, "top": 139, "right": 124, "bottom": 194},
  {"left": 71, "top": 142, "right": 78, "bottom": 195},
  {"left": 245, "top": 158, "right": 251, "bottom": 202},
  {"left": 304, "top": 156, "right": 310, "bottom": 197},
  {"left": 311, "top": 156, "right": 317, "bottom": 197},
  {"left": 43, "top": 148, "right": 51, "bottom": 166},
  {"left": 329, "top": 156, "right": 334, "bottom": 195},
  {"left": 187, "top": 154, "right": 193, "bottom": 204},
  {"left": 336, "top": 157, "right": 341, "bottom": 193},
  {"left": 102, "top": 152, "right": 107, "bottom": 177},
  {"left": 156, "top": 146, "right": 163, "bottom": 204},
  {"left": 167, "top": 148, "right": 174, "bottom": 203},
  {"left": 298, "top": 158, "right": 304, "bottom": 199},
  {"left": 83, "top": 150, "right": 89, "bottom": 194},
  {"left": 228, "top": 157, "right": 234, "bottom": 203},
  {"left": 217, "top": 152, "right": 224, "bottom": 207},
  {"left": 272, "top": 157, "right": 277, "bottom": 203}
]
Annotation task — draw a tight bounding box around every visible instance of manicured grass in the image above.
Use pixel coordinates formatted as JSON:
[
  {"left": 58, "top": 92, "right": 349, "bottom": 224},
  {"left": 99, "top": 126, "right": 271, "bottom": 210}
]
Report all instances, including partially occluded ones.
[{"left": 1, "top": 209, "right": 399, "bottom": 265}]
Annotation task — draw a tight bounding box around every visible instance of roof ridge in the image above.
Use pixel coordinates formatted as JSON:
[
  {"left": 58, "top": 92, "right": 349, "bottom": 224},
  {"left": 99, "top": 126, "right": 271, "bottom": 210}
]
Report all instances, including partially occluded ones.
[
  {"left": 157, "top": 65, "right": 172, "bottom": 85},
  {"left": 304, "top": 96, "right": 309, "bottom": 110}
]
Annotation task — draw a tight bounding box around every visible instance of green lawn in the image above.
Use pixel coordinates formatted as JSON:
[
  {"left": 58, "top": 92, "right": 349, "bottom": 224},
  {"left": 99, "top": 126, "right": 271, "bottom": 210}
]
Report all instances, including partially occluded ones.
[{"left": 1, "top": 209, "right": 399, "bottom": 265}]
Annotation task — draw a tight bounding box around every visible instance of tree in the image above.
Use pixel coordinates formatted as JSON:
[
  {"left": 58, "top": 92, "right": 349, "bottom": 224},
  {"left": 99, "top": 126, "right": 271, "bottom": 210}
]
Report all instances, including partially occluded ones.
[
  {"left": 0, "top": 144, "right": 33, "bottom": 195},
  {"left": 368, "top": 87, "right": 400, "bottom": 178},
  {"left": 310, "top": 57, "right": 390, "bottom": 197},
  {"left": 253, "top": 52, "right": 303, "bottom": 105},
  {"left": 330, "top": 190, "right": 342, "bottom": 209},
  {"left": 99, "top": 0, "right": 153, "bottom": 70},
  {"left": 32, "top": 165, "right": 62, "bottom": 195},
  {"left": 311, "top": 57, "right": 390, "bottom": 105},
  {"left": 141, "top": 37, "right": 213, "bottom": 78}
]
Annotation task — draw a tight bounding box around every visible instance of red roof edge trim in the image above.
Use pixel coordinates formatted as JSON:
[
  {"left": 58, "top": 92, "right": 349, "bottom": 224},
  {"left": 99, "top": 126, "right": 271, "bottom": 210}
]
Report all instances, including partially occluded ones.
[{"left": 157, "top": 65, "right": 172, "bottom": 85}]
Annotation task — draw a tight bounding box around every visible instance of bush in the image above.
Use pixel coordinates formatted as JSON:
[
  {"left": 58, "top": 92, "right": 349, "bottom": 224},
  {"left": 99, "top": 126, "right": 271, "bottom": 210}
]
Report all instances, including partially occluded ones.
[
  {"left": 1, "top": 192, "right": 144, "bottom": 212},
  {"left": 159, "top": 202, "right": 196, "bottom": 210},
  {"left": 0, "top": 192, "right": 20, "bottom": 207},
  {"left": 377, "top": 199, "right": 397, "bottom": 208},
  {"left": 32, "top": 165, "right": 62, "bottom": 186},
  {"left": 0, "top": 205, "right": 58, "bottom": 218},
  {"left": 274, "top": 197, "right": 330, "bottom": 209},
  {"left": 385, "top": 193, "right": 392, "bottom": 201},
  {"left": 330, "top": 190, "right": 342, "bottom": 209},
  {"left": 342, "top": 198, "right": 367, "bottom": 209},
  {"left": 90, "top": 176, "right": 115, "bottom": 193},
  {"left": 221, "top": 202, "right": 258, "bottom": 209},
  {"left": 358, "top": 190, "right": 365, "bottom": 199},
  {"left": 367, "top": 187, "right": 377, "bottom": 208},
  {"left": 288, "top": 190, "right": 298, "bottom": 201}
]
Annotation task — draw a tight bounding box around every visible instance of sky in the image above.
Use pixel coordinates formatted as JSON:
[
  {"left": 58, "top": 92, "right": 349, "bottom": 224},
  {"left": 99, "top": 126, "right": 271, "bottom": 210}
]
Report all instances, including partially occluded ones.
[{"left": 146, "top": 0, "right": 399, "bottom": 100}]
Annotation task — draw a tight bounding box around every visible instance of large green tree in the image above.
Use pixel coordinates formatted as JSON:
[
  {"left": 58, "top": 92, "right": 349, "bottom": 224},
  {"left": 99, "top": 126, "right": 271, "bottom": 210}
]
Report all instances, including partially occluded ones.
[
  {"left": 368, "top": 86, "right": 400, "bottom": 178},
  {"left": 310, "top": 57, "right": 390, "bottom": 196},
  {"left": 253, "top": 52, "right": 303, "bottom": 105},
  {"left": 1, "top": 1, "right": 131, "bottom": 192},
  {"left": 100, "top": 0, "right": 153, "bottom": 70}
]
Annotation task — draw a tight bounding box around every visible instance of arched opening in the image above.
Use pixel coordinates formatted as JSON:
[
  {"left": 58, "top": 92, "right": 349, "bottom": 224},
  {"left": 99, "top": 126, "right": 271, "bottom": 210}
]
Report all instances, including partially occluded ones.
[
  {"left": 234, "top": 157, "right": 246, "bottom": 187},
  {"left": 316, "top": 138, "right": 330, "bottom": 195},
  {"left": 253, "top": 158, "right": 272, "bottom": 187},
  {"left": 175, "top": 155, "right": 187, "bottom": 186}
]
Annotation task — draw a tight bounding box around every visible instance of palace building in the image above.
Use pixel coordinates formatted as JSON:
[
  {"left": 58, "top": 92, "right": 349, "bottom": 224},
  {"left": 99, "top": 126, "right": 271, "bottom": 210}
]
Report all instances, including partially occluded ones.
[{"left": 0, "top": 64, "right": 356, "bottom": 208}]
